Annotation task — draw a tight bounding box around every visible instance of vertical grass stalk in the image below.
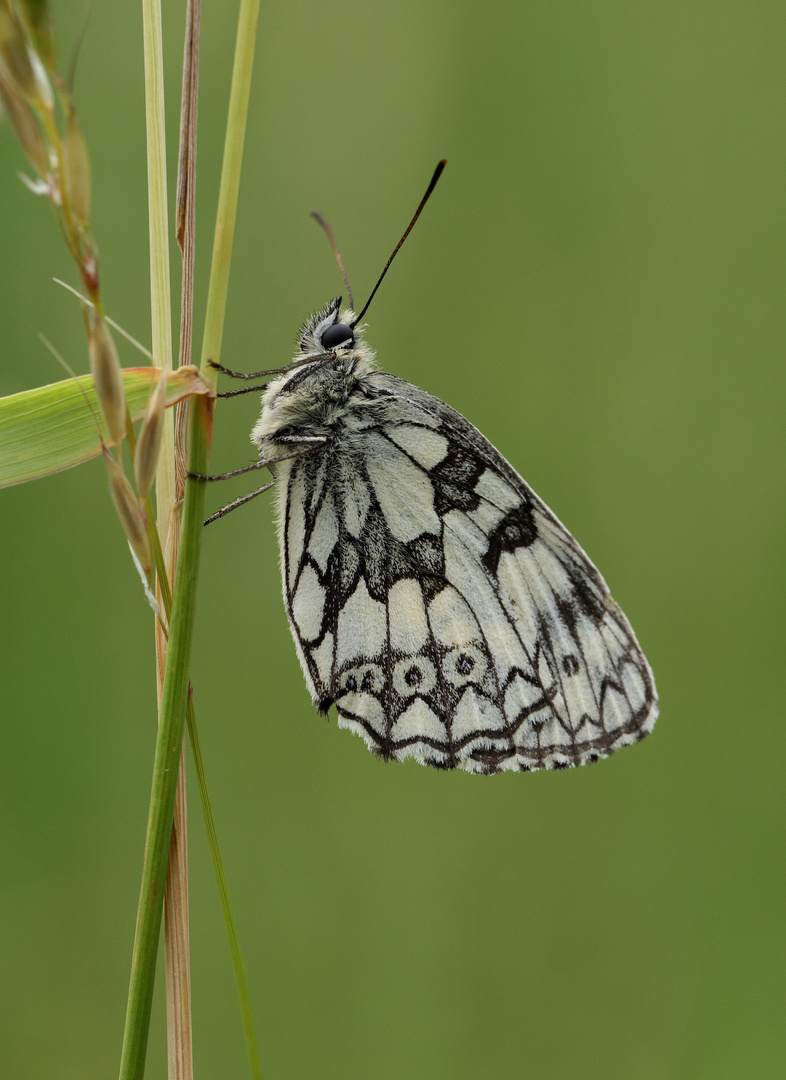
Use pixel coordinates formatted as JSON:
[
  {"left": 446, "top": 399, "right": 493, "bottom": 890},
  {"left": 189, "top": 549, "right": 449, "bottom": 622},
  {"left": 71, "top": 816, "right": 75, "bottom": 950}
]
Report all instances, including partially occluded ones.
[
  {"left": 199, "top": 0, "right": 261, "bottom": 383},
  {"left": 143, "top": 0, "right": 193, "bottom": 1076},
  {"left": 141, "top": 0, "right": 175, "bottom": 527}
]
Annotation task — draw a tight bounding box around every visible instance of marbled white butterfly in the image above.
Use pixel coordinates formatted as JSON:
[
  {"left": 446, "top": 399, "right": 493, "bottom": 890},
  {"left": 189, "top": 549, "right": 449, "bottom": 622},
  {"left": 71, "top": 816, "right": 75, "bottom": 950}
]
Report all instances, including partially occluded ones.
[{"left": 204, "top": 163, "right": 658, "bottom": 773}]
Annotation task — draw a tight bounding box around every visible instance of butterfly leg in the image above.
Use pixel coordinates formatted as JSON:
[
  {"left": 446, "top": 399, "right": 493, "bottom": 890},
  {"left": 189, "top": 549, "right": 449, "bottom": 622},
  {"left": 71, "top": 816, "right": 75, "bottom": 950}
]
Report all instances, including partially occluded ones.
[
  {"left": 195, "top": 440, "right": 328, "bottom": 524},
  {"left": 216, "top": 382, "right": 272, "bottom": 399},
  {"left": 203, "top": 480, "right": 277, "bottom": 525},
  {"left": 209, "top": 350, "right": 337, "bottom": 381},
  {"left": 190, "top": 444, "right": 325, "bottom": 483}
]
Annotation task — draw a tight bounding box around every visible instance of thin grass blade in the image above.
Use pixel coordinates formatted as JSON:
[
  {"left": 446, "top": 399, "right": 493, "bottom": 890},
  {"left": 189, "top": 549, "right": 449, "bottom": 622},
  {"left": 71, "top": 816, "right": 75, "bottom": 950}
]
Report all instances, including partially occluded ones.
[{"left": 0, "top": 367, "right": 210, "bottom": 488}]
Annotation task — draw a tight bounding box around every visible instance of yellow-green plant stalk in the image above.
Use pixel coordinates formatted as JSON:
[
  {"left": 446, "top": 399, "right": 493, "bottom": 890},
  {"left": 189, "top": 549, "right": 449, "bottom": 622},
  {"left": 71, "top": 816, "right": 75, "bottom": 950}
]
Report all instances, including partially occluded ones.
[{"left": 141, "top": 0, "right": 175, "bottom": 531}]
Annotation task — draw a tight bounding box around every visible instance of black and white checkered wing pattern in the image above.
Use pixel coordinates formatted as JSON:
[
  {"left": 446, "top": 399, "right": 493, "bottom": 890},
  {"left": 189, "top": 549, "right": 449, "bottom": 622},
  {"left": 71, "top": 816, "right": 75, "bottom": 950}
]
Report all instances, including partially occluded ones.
[{"left": 279, "top": 373, "right": 658, "bottom": 773}]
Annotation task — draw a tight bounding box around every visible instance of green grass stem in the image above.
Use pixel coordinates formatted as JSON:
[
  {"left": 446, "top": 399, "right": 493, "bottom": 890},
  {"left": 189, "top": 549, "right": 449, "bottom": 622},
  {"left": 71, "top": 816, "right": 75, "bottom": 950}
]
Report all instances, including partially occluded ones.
[
  {"left": 199, "top": 0, "right": 261, "bottom": 383},
  {"left": 117, "top": 397, "right": 212, "bottom": 1080}
]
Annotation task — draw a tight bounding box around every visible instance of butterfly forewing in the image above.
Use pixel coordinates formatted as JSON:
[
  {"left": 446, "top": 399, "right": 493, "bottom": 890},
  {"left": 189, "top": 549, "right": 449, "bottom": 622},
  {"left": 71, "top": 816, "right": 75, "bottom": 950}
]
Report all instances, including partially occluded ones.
[{"left": 270, "top": 352, "right": 658, "bottom": 774}]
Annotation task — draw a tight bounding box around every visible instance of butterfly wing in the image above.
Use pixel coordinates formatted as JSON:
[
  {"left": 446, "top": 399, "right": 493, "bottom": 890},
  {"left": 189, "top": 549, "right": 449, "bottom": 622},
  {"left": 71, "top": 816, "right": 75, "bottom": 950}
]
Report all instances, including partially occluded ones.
[{"left": 279, "top": 373, "right": 658, "bottom": 773}]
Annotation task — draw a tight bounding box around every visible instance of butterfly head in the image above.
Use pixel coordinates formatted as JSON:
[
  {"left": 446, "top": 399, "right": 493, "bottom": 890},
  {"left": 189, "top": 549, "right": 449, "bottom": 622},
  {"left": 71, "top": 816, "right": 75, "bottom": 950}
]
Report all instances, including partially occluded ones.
[
  {"left": 297, "top": 297, "right": 359, "bottom": 356},
  {"left": 287, "top": 296, "right": 376, "bottom": 381},
  {"left": 251, "top": 297, "right": 376, "bottom": 450}
]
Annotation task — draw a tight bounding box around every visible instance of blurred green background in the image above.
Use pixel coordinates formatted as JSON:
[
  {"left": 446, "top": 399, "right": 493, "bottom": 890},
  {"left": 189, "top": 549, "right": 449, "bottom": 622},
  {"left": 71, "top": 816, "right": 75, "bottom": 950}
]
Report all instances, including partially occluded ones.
[{"left": 1, "top": 2, "right": 784, "bottom": 1078}]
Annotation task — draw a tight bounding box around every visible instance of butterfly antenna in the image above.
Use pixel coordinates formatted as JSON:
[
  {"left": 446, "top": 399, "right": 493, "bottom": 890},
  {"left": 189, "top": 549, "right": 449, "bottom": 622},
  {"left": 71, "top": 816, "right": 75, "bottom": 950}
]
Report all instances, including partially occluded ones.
[
  {"left": 351, "top": 159, "right": 447, "bottom": 328},
  {"left": 311, "top": 210, "right": 354, "bottom": 313}
]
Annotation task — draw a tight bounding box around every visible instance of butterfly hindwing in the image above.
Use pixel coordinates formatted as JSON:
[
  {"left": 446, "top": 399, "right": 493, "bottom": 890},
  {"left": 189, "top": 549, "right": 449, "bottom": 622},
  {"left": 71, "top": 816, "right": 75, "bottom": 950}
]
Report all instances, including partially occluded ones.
[{"left": 278, "top": 371, "right": 658, "bottom": 773}]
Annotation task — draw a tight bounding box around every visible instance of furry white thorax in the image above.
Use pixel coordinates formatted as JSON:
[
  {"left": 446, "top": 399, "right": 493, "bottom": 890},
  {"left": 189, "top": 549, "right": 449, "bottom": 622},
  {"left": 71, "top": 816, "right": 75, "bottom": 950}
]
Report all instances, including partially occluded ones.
[{"left": 251, "top": 299, "right": 376, "bottom": 454}]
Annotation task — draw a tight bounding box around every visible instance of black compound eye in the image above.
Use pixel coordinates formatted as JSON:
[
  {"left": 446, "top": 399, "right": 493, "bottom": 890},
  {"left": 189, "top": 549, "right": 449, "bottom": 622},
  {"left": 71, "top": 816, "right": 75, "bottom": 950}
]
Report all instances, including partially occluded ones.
[{"left": 320, "top": 322, "right": 354, "bottom": 349}]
